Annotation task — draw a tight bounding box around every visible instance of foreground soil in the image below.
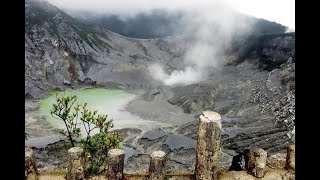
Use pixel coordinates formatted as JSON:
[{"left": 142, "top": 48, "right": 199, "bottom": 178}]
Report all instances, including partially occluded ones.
[{"left": 39, "top": 168, "right": 294, "bottom": 180}]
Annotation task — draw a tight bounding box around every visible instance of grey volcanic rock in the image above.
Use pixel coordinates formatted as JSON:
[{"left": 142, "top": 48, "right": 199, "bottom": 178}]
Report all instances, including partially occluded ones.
[
  {"left": 175, "top": 120, "right": 198, "bottom": 139},
  {"left": 235, "top": 33, "right": 295, "bottom": 71},
  {"left": 123, "top": 146, "right": 137, "bottom": 163},
  {"left": 141, "top": 128, "right": 167, "bottom": 141},
  {"left": 25, "top": 0, "right": 185, "bottom": 98},
  {"left": 25, "top": 135, "right": 61, "bottom": 149},
  {"left": 63, "top": 79, "right": 71, "bottom": 85},
  {"left": 164, "top": 135, "right": 196, "bottom": 151}
]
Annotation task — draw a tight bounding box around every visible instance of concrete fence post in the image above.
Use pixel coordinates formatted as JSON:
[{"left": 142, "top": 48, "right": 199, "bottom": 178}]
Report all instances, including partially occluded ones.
[
  {"left": 149, "top": 151, "right": 167, "bottom": 180},
  {"left": 286, "top": 144, "right": 295, "bottom": 173},
  {"left": 107, "top": 149, "right": 125, "bottom": 180},
  {"left": 247, "top": 148, "right": 267, "bottom": 178},
  {"left": 195, "top": 111, "right": 222, "bottom": 180},
  {"left": 25, "top": 147, "right": 39, "bottom": 180},
  {"left": 66, "top": 147, "right": 85, "bottom": 180}
]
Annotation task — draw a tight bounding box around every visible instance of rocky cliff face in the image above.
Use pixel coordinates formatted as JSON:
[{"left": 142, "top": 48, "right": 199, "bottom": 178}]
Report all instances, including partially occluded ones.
[
  {"left": 235, "top": 33, "right": 295, "bottom": 71},
  {"left": 25, "top": 0, "right": 186, "bottom": 99},
  {"left": 168, "top": 33, "right": 295, "bottom": 128}
]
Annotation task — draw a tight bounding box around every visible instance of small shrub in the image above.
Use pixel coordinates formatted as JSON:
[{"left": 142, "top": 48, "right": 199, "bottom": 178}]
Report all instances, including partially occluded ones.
[{"left": 50, "top": 94, "right": 123, "bottom": 175}]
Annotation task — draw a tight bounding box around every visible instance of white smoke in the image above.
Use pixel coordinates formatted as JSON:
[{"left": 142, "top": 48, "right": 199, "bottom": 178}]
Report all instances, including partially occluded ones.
[
  {"left": 149, "top": 3, "right": 254, "bottom": 86},
  {"left": 46, "top": 0, "right": 269, "bottom": 86},
  {"left": 285, "top": 27, "right": 295, "bottom": 33},
  {"left": 150, "top": 64, "right": 204, "bottom": 86}
]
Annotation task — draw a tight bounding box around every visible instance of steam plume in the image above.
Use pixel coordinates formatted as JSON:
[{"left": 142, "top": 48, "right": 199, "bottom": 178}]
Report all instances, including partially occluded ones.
[{"left": 149, "top": 3, "right": 254, "bottom": 86}]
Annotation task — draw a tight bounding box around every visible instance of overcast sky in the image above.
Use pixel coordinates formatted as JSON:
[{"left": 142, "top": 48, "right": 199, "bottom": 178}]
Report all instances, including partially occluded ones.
[{"left": 48, "top": 0, "right": 295, "bottom": 30}]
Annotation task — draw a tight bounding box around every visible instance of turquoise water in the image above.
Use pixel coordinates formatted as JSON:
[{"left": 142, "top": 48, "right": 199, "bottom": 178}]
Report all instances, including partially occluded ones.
[{"left": 39, "top": 88, "right": 151, "bottom": 135}]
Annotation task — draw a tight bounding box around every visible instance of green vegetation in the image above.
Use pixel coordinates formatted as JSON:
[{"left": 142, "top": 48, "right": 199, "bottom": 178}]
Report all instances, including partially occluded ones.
[
  {"left": 50, "top": 94, "right": 123, "bottom": 175},
  {"left": 48, "top": 89, "right": 60, "bottom": 95}
]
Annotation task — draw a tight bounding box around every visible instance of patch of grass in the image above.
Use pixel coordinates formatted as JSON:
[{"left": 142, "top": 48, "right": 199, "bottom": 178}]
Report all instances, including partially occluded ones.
[{"left": 48, "top": 89, "right": 60, "bottom": 95}]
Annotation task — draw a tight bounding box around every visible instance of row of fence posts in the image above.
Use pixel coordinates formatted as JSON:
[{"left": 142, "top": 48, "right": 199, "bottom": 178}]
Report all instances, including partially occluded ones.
[{"left": 25, "top": 111, "right": 295, "bottom": 180}]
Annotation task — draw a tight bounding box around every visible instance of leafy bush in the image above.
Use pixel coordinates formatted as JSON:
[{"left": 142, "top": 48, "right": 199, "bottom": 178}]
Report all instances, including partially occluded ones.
[
  {"left": 50, "top": 94, "right": 123, "bottom": 175},
  {"left": 50, "top": 95, "right": 80, "bottom": 147}
]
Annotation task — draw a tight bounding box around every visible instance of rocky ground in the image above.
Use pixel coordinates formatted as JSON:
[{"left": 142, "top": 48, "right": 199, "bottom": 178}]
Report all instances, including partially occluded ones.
[
  {"left": 26, "top": 59, "right": 295, "bottom": 173},
  {"left": 25, "top": 0, "right": 295, "bottom": 174}
]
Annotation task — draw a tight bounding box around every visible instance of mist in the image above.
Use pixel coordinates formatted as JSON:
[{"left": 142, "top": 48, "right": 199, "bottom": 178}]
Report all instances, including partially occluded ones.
[
  {"left": 46, "top": 0, "right": 290, "bottom": 86},
  {"left": 47, "top": 0, "right": 294, "bottom": 30},
  {"left": 149, "top": 4, "right": 254, "bottom": 86},
  {"left": 48, "top": 0, "right": 234, "bottom": 18}
]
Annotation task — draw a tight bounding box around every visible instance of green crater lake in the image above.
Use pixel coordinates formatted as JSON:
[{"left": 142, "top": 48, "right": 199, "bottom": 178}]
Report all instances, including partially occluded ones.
[{"left": 39, "top": 88, "right": 159, "bottom": 136}]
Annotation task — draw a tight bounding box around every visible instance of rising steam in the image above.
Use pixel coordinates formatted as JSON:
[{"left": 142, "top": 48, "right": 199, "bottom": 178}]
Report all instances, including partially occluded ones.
[{"left": 149, "top": 3, "right": 254, "bottom": 86}]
